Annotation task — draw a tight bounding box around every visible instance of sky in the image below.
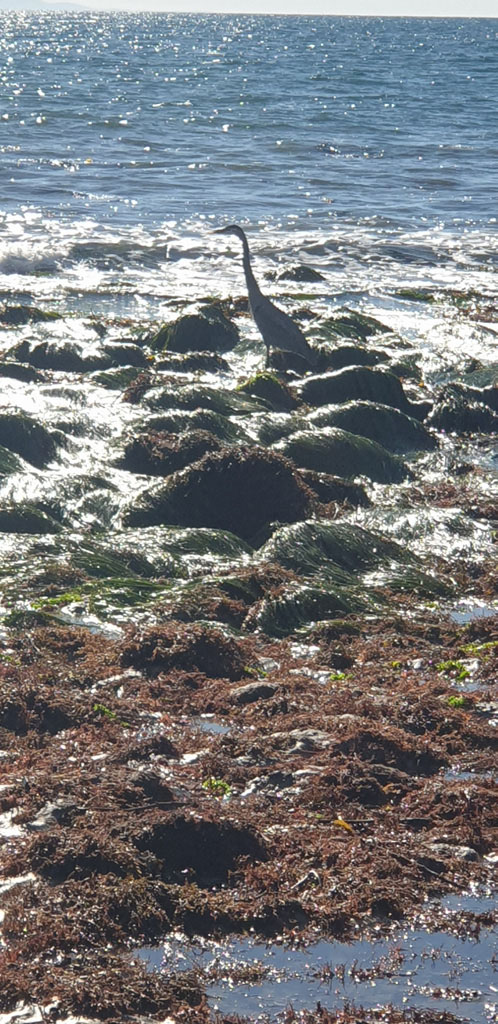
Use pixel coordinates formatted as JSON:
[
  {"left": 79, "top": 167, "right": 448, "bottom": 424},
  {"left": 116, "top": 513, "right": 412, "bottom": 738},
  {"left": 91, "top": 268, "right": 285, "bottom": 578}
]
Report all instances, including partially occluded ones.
[{"left": 1, "top": 0, "right": 497, "bottom": 17}]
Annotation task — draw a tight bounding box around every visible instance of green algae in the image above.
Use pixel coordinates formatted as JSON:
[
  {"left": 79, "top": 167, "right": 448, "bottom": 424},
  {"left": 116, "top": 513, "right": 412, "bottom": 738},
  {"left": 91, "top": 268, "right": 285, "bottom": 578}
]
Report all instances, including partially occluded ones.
[
  {"left": 237, "top": 371, "right": 300, "bottom": 412},
  {"left": 249, "top": 581, "right": 369, "bottom": 637},
  {"left": 275, "top": 426, "right": 411, "bottom": 483},
  {"left": 309, "top": 401, "right": 437, "bottom": 454}
]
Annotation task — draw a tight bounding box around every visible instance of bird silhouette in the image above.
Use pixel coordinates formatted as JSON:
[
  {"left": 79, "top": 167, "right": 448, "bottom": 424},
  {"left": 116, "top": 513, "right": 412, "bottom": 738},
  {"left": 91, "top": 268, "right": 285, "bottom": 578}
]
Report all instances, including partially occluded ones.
[{"left": 214, "top": 224, "right": 315, "bottom": 368}]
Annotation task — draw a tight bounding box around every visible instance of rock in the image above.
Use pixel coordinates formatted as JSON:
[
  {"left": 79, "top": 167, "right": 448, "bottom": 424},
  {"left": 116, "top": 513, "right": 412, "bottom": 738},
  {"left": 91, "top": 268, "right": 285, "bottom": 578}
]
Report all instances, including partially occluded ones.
[
  {"left": 237, "top": 371, "right": 300, "bottom": 412},
  {"left": 317, "top": 308, "right": 391, "bottom": 342},
  {"left": 242, "top": 770, "right": 296, "bottom": 796},
  {"left": 27, "top": 798, "right": 81, "bottom": 832},
  {"left": 101, "top": 342, "right": 148, "bottom": 367},
  {"left": 0, "top": 503, "right": 62, "bottom": 534},
  {"left": 121, "top": 622, "right": 249, "bottom": 680},
  {"left": 123, "top": 446, "right": 314, "bottom": 541},
  {"left": 13, "top": 339, "right": 110, "bottom": 372},
  {"left": 119, "top": 428, "right": 223, "bottom": 476},
  {"left": 297, "top": 366, "right": 429, "bottom": 420},
  {"left": 272, "top": 728, "right": 331, "bottom": 754},
  {"left": 428, "top": 383, "right": 498, "bottom": 433},
  {"left": 145, "top": 382, "right": 264, "bottom": 417},
  {"left": 0, "top": 361, "right": 45, "bottom": 383},
  {"left": 318, "top": 345, "right": 389, "bottom": 371},
  {"left": 0, "top": 304, "right": 60, "bottom": 326},
  {"left": 298, "top": 469, "right": 370, "bottom": 507},
  {"left": 275, "top": 426, "right": 412, "bottom": 483},
  {"left": 309, "top": 401, "right": 437, "bottom": 453},
  {"left": 428, "top": 842, "right": 479, "bottom": 862},
  {"left": 154, "top": 351, "right": 231, "bottom": 373},
  {"left": 247, "top": 581, "right": 367, "bottom": 637},
  {"left": 231, "top": 681, "right": 279, "bottom": 706},
  {"left": 260, "top": 520, "right": 415, "bottom": 577},
  {"left": 135, "top": 813, "right": 267, "bottom": 884},
  {"left": 0, "top": 446, "right": 23, "bottom": 476},
  {"left": 0, "top": 412, "right": 62, "bottom": 468},
  {"left": 276, "top": 265, "right": 325, "bottom": 283},
  {"left": 151, "top": 303, "right": 239, "bottom": 354}
]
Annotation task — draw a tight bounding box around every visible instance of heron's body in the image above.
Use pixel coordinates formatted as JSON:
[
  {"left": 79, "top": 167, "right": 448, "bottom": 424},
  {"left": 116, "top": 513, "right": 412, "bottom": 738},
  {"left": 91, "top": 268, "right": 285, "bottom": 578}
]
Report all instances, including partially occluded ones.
[{"left": 215, "top": 224, "right": 315, "bottom": 366}]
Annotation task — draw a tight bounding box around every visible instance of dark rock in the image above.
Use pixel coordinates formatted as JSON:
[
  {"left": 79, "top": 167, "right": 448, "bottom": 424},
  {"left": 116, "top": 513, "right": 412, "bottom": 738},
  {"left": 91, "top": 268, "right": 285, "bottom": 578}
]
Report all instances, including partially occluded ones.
[
  {"left": 276, "top": 426, "right": 411, "bottom": 483},
  {"left": 231, "top": 681, "right": 279, "bottom": 706},
  {"left": 151, "top": 304, "right": 239, "bottom": 354},
  {"left": 237, "top": 371, "right": 300, "bottom": 412},
  {"left": 121, "top": 622, "right": 248, "bottom": 680},
  {"left": 309, "top": 400, "right": 437, "bottom": 453},
  {"left": 272, "top": 728, "right": 331, "bottom": 754},
  {"left": 0, "top": 412, "right": 62, "bottom": 468},
  {"left": 123, "top": 446, "right": 314, "bottom": 541},
  {"left": 248, "top": 582, "right": 367, "bottom": 637},
  {"left": 119, "top": 429, "right": 223, "bottom": 476},
  {"left": 102, "top": 342, "right": 148, "bottom": 367},
  {"left": 154, "top": 351, "right": 230, "bottom": 373},
  {"left": 0, "top": 446, "right": 23, "bottom": 476},
  {"left": 135, "top": 814, "right": 267, "bottom": 884},
  {"left": 276, "top": 265, "right": 325, "bottom": 283},
  {"left": 318, "top": 309, "right": 391, "bottom": 342},
  {"left": 0, "top": 361, "right": 45, "bottom": 383},
  {"left": 298, "top": 468, "right": 371, "bottom": 507},
  {"left": 429, "top": 382, "right": 498, "bottom": 433},
  {"left": 318, "top": 345, "right": 389, "bottom": 371},
  {"left": 297, "top": 366, "right": 429, "bottom": 420},
  {"left": 13, "top": 339, "right": 110, "bottom": 373},
  {"left": 0, "top": 503, "right": 62, "bottom": 534},
  {"left": 0, "top": 304, "right": 60, "bottom": 326}
]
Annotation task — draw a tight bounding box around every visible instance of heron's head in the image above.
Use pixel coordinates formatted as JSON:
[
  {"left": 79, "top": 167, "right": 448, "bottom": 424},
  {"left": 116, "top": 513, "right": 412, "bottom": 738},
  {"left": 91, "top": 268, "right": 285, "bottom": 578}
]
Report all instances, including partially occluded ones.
[{"left": 213, "top": 224, "right": 247, "bottom": 244}]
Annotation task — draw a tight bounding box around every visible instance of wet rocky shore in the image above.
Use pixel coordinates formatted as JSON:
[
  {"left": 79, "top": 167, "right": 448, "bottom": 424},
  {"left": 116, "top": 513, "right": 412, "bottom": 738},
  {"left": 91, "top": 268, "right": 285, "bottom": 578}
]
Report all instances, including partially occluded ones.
[{"left": 0, "top": 288, "right": 496, "bottom": 1023}]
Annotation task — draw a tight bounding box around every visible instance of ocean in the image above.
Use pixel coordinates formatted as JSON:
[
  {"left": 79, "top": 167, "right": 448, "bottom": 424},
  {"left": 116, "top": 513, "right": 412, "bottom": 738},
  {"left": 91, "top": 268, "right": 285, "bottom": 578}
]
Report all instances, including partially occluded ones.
[{"left": 1, "top": 12, "right": 497, "bottom": 318}]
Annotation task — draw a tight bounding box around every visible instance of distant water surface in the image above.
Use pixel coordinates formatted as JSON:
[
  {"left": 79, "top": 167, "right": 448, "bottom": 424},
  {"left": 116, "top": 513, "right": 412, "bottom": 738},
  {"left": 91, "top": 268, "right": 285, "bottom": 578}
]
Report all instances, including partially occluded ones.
[{"left": 0, "top": 12, "right": 496, "bottom": 316}]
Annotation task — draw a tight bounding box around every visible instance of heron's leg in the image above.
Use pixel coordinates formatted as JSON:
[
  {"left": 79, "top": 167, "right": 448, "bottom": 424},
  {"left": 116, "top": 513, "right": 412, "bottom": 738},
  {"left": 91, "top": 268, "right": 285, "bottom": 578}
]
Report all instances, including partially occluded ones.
[{"left": 265, "top": 343, "right": 270, "bottom": 368}]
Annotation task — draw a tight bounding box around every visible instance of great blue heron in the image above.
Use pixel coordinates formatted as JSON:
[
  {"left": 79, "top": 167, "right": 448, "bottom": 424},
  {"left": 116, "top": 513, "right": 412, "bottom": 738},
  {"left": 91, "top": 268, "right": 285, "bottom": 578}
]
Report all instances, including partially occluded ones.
[{"left": 214, "top": 224, "right": 315, "bottom": 367}]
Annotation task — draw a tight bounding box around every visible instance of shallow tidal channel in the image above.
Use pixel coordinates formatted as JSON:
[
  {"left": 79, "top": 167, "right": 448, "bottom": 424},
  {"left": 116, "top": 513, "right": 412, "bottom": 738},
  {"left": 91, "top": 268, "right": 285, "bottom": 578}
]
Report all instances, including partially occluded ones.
[{"left": 0, "top": 284, "right": 496, "bottom": 1023}]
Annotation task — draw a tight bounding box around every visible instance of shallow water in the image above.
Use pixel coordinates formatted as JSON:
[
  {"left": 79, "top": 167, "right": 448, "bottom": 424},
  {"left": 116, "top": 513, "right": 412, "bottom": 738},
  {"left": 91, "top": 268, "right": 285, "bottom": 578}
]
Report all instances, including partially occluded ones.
[{"left": 138, "top": 895, "right": 498, "bottom": 1022}]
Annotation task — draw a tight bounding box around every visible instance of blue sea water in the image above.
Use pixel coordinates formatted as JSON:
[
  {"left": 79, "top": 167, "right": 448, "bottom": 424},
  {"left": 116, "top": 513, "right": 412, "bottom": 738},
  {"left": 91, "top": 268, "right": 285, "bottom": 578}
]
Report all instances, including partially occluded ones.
[{"left": 0, "top": 12, "right": 496, "bottom": 316}]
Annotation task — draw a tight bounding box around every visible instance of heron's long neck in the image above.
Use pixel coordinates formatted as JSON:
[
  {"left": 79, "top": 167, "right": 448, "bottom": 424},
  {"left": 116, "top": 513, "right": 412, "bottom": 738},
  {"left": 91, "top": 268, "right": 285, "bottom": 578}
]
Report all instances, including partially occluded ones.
[{"left": 240, "top": 232, "right": 261, "bottom": 298}]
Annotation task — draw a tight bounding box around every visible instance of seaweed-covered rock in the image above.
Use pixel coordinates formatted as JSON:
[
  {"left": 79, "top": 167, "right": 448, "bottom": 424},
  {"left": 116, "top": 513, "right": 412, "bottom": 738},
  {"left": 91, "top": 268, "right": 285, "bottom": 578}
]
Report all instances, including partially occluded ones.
[
  {"left": 154, "top": 351, "right": 230, "bottom": 374},
  {"left": 246, "top": 581, "right": 367, "bottom": 637},
  {"left": 0, "top": 361, "right": 45, "bottom": 383},
  {"left": 124, "top": 446, "right": 314, "bottom": 541},
  {"left": 237, "top": 371, "right": 300, "bottom": 412},
  {"left": 119, "top": 429, "right": 223, "bottom": 476},
  {"left": 0, "top": 304, "right": 60, "bottom": 326},
  {"left": 276, "top": 265, "right": 325, "bottom": 283},
  {"left": 275, "top": 426, "right": 411, "bottom": 483},
  {"left": 101, "top": 342, "right": 148, "bottom": 367},
  {"left": 0, "top": 412, "right": 62, "bottom": 468},
  {"left": 145, "top": 409, "right": 245, "bottom": 442},
  {"left": 428, "top": 383, "right": 498, "bottom": 433},
  {"left": 297, "top": 366, "right": 429, "bottom": 420},
  {"left": 121, "top": 622, "right": 248, "bottom": 680},
  {"left": 231, "top": 681, "right": 279, "bottom": 705},
  {"left": 145, "top": 383, "right": 264, "bottom": 417},
  {"left": 13, "top": 339, "right": 110, "bottom": 373},
  {"left": 318, "top": 345, "right": 388, "bottom": 371},
  {"left": 317, "top": 309, "right": 391, "bottom": 342},
  {"left": 309, "top": 401, "right": 437, "bottom": 453},
  {"left": 260, "top": 520, "right": 414, "bottom": 577},
  {"left": 135, "top": 814, "right": 266, "bottom": 884},
  {"left": 0, "top": 445, "right": 23, "bottom": 476},
  {"left": 0, "top": 503, "right": 62, "bottom": 534},
  {"left": 299, "top": 469, "right": 370, "bottom": 508},
  {"left": 151, "top": 304, "right": 239, "bottom": 354}
]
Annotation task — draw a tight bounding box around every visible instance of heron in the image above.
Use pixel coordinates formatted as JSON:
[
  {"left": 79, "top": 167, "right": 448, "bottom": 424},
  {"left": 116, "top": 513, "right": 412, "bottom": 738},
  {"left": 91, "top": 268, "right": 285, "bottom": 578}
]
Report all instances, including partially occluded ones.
[{"left": 214, "top": 224, "right": 315, "bottom": 368}]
